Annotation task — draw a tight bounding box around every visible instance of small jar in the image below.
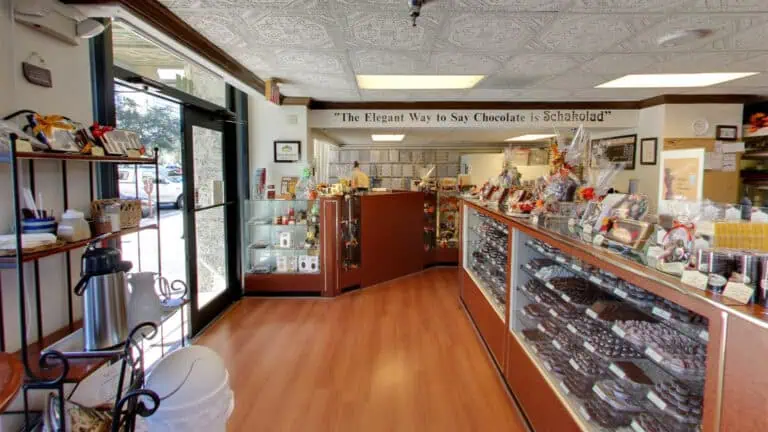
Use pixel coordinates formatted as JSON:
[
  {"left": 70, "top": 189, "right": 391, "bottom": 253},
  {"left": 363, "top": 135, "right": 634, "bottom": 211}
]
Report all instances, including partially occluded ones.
[
  {"left": 94, "top": 215, "right": 113, "bottom": 235},
  {"left": 105, "top": 203, "right": 121, "bottom": 232}
]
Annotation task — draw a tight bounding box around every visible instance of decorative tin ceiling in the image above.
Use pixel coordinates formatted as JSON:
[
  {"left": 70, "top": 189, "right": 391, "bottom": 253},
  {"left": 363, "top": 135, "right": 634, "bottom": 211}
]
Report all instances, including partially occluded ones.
[{"left": 158, "top": 0, "right": 768, "bottom": 101}]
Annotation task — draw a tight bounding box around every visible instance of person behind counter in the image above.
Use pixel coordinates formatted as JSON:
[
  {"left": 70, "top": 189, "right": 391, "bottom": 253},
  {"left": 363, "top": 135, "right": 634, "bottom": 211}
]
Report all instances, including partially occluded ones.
[{"left": 351, "top": 161, "right": 370, "bottom": 192}]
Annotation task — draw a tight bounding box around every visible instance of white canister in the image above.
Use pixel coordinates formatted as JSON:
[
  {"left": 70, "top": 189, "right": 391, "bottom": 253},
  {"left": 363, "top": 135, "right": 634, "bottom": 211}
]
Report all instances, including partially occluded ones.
[{"left": 57, "top": 209, "right": 91, "bottom": 242}]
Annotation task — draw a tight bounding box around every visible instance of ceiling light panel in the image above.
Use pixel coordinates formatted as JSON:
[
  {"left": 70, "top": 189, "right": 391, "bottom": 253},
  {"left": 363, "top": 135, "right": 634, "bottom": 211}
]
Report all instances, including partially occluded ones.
[
  {"left": 372, "top": 134, "right": 406, "bottom": 142},
  {"left": 506, "top": 134, "right": 557, "bottom": 142},
  {"left": 357, "top": 75, "right": 484, "bottom": 90},
  {"left": 597, "top": 73, "right": 758, "bottom": 88}
]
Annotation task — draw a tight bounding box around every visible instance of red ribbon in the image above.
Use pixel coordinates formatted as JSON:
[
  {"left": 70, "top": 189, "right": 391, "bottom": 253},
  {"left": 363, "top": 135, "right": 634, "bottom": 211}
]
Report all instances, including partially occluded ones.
[
  {"left": 663, "top": 220, "right": 695, "bottom": 245},
  {"left": 91, "top": 122, "right": 114, "bottom": 139}
]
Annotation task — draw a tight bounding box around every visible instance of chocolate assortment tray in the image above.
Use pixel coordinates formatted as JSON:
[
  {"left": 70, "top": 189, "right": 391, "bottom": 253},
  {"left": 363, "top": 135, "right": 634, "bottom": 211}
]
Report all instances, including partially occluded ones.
[
  {"left": 607, "top": 360, "right": 669, "bottom": 393},
  {"left": 592, "top": 379, "right": 650, "bottom": 413},
  {"left": 630, "top": 412, "right": 700, "bottom": 432},
  {"left": 579, "top": 396, "right": 633, "bottom": 429},
  {"left": 645, "top": 380, "right": 704, "bottom": 425}
]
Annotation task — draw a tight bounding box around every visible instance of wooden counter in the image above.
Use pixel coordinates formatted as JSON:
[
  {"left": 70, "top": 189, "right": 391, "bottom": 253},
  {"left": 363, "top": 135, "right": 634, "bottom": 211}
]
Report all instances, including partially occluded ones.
[{"left": 460, "top": 198, "right": 768, "bottom": 432}]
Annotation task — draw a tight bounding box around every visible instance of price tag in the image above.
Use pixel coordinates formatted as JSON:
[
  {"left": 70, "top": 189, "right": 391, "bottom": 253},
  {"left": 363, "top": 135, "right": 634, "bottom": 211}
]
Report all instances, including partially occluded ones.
[
  {"left": 647, "top": 391, "right": 668, "bottom": 411},
  {"left": 614, "top": 288, "right": 628, "bottom": 299},
  {"left": 579, "top": 406, "right": 591, "bottom": 421},
  {"left": 546, "top": 282, "right": 555, "bottom": 290},
  {"left": 612, "top": 324, "right": 626, "bottom": 339},
  {"left": 583, "top": 225, "right": 593, "bottom": 235},
  {"left": 593, "top": 384, "right": 607, "bottom": 400},
  {"left": 593, "top": 234, "right": 605, "bottom": 246},
  {"left": 723, "top": 282, "right": 756, "bottom": 305},
  {"left": 569, "top": 358, "right": 580, "bottom": 372},
  {"left": 681, "top": 270, "right": 709, "bottom": 291},
  {"left": 589, "top": 276, "right": 603, "bottom": 285},
  {"left": 537, "top": 324, "right": 546, "bottom": 333},
  {"left": 552, "top": 339, "right": 562, "bottom": 350},
  {"left": 567, "top": 324, "right": 577, "bottom": 334},
  {"left": 631, "top": 420, "right": 646, "bottom": 432},
  {"left": 537, "top": 246, "right": 545, "bottom": 254},
  {"left": 543, "top": 361, "right": 553, "bottom": 372},
  {"left": 549, "top": 309, "right": 559, "bottom": 318},
  {"left": 532, "top": 215, "right": 540, "bottom": 225},
  {"left": 571, "top": 264, "right": 582, "bottom": 272},
  {"left": 584, "top": 342, "right": 596, "bottom": 353},
  {"left": 560, "top": 381, "right": 571, "bottom": 395},
  {"left": 525, "top": 264, "right": 532, "bottom": 271},
  {"left": 535, "top": 295, "right": 543, "bottom": 303},
  {"left": 15, "top": 139, "right": 33, "bottom": 153},
  {"left": 699, "top": 329, "right": 710, "bottom": 342},
  {"left": 645, "top": 347, "right": 664, "bottom": 364},
  {"left": 561, "top": 294, "right": 572, "bottom": 303},
  {"left": 652, "top": 307, "right": 672, "bottom": 321},
  {"left": 586, "top": 308, "right": 598, "bottom": 319},
  {"left": 609, "top": 363, "right": 627, "bottom": 379},
  {"left": 555, "top": 256, "right": 567, "bottom": 264}
]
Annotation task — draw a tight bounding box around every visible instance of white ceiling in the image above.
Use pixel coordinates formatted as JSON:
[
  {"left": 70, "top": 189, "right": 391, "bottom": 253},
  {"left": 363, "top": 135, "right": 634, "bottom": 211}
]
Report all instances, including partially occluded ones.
[
  {"left": 159, "top": 0, "right": 768, "bottom": 102},
  {"left": 319, "top": 127, "right": 626, "bottom": 146}
]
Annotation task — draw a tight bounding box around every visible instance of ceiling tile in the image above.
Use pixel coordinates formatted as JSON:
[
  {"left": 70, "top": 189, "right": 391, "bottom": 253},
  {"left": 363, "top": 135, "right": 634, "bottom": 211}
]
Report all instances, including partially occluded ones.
[
  {"left": 305, "top": 89, "right": 361, "bottom": 101},
  {"left": 690, "top": 0, "right": 768, "bottom": 12},
  {"left": 442, "top": 13, "right": 548, "bottom": 52},
  {"left": 615, "top": 14, "right": 763, "bottom": 53},
  {"left": 715, "top": 73, "right": 768, "bottom": 88},
  {"left": 462, "top": 88, "right": 573, "bottom": 100},
  {"left": 243, "top": 13, "right": 337, "bottom": 48},
  {"left": 568, "top": 0, "right": 692, "bottom": 12},
  {"left": 170, "top": 9, "right": 250, "bottom": 49},
  {"left": 332, "top": 0, "right": 403, "bottom": 11},
  {"left": 649, "top": 52, "right": 752, "bottom": 73},
  {"left": 429, "top": 52, "right": 507, "bottom": 74},
  {"left": 580, "top": 54, "right": 663, "bottom": 75},
  {"left": 281, "top": 73, "right": 356, "bottom": 90},
  {"left": 345, "top": 12, "right": 440, "bottom": 50},
  {"left": 450, "top": 0, "right": 569, "bottom": 12},
  {"left": 360, "top": 90, "right": 470, "bottom": 101},
  {"left": 570, "top": 88, "right": 661, "bottom": 100},
  {"left": 349, "top": 50, "right": 428, "bottom": 74},
  {"left": 727, "top": 52, "right": 768, "bottom": 72},
  {"left": 535, "top": 73, "right": 612, "bottom": 89},
  {"left": 722, "top": 21, "right": 768, "bottom": 50},
  {"left": 682, "top": 86, "right": 768, "bottom": 95},
  {"left": 500, "top": 53, "right": 582, "bottom": 76},
  {"left": 273, "top": 50, "right": 347, "bottom": 74},
  {"left": 530, "top": 15, "right": 640, "bottom": 53}
]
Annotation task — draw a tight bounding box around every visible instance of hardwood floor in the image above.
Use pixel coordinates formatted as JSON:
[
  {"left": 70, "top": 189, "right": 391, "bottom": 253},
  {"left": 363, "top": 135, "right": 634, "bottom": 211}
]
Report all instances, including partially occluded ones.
[{"left": 197, "top": 268, "right": 528, "bottom": 432}]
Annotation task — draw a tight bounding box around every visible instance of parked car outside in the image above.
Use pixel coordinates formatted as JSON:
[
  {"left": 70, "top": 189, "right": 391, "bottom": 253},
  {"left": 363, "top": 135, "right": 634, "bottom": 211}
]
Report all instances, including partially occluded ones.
[{"left": 118, "top": 169, "right": 185, "bottom": 209}]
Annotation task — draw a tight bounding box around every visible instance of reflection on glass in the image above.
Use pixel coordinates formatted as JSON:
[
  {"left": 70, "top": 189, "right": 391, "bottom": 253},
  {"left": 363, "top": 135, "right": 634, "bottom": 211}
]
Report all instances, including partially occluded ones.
[
  {"left": 196, "top": 206, "right": 227, "bottom": 309},
  {"left": 192, "top": 126, "right": 224, "bottom": 208}
]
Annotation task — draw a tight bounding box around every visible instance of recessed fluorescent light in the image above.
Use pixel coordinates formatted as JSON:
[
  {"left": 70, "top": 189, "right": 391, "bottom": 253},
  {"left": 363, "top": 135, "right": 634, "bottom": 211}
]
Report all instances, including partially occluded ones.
[
  {"left": 357, "top": 75, "right": 484, "bottom": 90},
  {"left": 505, "top": 134, "right": 556, "bottom": 142},
  {"left": 157, "top": 68, "right": 185, "bottom": 80},
  {"left": 596, "top": 73, "right": 758, "bottom": 88},
  {"left": 372, "top": 134, "right": 405, "bottom": 142}
]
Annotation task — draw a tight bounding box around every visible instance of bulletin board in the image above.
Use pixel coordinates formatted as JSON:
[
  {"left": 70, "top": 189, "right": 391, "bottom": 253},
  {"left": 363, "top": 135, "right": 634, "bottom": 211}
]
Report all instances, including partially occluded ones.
[{"left": 663, "top": 138, "right": 741, "bottom": 204}]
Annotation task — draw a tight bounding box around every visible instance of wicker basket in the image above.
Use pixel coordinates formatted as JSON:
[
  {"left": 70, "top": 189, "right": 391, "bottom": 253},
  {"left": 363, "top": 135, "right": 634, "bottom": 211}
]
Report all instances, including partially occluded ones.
[{"left": 90, "top": 199, "right": 142, "bottom": 229}]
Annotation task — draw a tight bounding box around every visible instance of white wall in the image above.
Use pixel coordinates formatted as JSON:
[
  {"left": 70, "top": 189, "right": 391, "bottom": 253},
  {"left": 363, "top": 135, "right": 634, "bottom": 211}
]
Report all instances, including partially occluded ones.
[
  {"left": 460, "top": 153, "right": 503, "bottom": 185},
  {"left": 664, "top": 104, "right": 743, "bottom": 138},
  {"left": 312, "top": 130, "right": 340, "bottom": 183},
  {"left": 0, "top": 1, "right": 95, "bottom": 428},
  {"left": 248, "top": 96, "right": 310, "bottom": 187}
]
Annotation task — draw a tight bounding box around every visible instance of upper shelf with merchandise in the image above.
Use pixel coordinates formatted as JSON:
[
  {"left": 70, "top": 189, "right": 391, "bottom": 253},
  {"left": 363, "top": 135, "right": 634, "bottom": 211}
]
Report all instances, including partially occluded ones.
[{"left": 0, "top": 150, "right": 158, "bottom": 164}]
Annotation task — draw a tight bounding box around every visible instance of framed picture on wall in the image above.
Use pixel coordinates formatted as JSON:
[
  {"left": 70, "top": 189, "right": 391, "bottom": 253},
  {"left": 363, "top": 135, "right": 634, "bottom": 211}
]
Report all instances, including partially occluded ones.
[
  {"left": 589, "top": 134, "right": 637, "bottom": 170},
  {"left": 715, "top": 125, "right": 739, "bottom": 141},
  {"left": 640, "top": 138, "right": 657, "bottom": 165},
  {"left": 274, "top": 140, "right": 300, "bottom": 163}
]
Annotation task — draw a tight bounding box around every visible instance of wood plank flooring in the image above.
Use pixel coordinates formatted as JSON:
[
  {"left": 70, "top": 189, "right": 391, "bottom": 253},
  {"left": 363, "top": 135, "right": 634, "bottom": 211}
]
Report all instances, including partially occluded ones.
[{"left": 197, "top": 268, "right": 528, "bottom": 432}]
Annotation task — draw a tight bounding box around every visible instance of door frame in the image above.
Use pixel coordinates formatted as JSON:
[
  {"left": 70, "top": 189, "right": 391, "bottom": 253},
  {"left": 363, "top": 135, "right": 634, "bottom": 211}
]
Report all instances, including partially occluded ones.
[{"left": 183, "top": 106, "right": 241, "bottom": 336}]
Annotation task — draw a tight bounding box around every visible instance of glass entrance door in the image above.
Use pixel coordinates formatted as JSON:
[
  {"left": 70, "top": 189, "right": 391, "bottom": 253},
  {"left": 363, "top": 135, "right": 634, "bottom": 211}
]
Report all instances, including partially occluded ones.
[{"left": 184, "top": 107, "right": 238, "bottom": 334}]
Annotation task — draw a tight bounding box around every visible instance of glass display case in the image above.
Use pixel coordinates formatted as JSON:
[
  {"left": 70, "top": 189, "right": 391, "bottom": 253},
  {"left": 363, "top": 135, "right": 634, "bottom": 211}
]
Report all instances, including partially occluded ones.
[
  {"left": 437, "top": 190, "right": 459, "bottom": 249},
  {"left": 510, "top": 229, "right": 708, "bottom": 431},
  {"left": 424, "top": 191, "right": 436, "bottom": 252},
  {"left": 341, "top": 195, "right": 360, "bottom": 270},
  {"left": 244, "top": 199, "right": 321, "bottom": 274},
  {"left": 464, "top": 206, "right": 509, "bottom": 318}
]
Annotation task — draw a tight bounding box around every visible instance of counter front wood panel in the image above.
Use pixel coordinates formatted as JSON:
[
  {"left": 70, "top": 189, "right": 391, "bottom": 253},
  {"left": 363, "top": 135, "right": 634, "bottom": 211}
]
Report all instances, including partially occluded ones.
[
  {"left": 461, "top": 269, "right": 505, "bottom": 366},
  {"left": 361, "top": 192, "right": 425, "bottom": 287},
  {"left": 721, "top": 314, "right": 768, "bottom": 432},
  {"left": 245, "top": 273, "right": 324, "bottom": 293},
  {"left": 505, "top": 333, "right": 581, "bottom": 432}
]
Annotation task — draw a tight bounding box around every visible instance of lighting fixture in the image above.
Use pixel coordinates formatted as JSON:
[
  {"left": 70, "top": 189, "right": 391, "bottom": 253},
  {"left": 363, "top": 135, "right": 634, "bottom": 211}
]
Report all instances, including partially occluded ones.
[
  {"left": 596, "top": 73, "right": 758, "bottom": 88},
  {"left": 657, "top": 29, "right": 713, "bottom": 47},
  {"left": 372, "top": 134, "right": 405, "bottom": 142},
  {"left": 505, "top": 134, "right": 557, "bottom": 142},
  {"left": 356, "top": 75, "right": 484, "bottom": 90},
  {"left": 157, "top": 68, "right": 185, "bottom": 80}
]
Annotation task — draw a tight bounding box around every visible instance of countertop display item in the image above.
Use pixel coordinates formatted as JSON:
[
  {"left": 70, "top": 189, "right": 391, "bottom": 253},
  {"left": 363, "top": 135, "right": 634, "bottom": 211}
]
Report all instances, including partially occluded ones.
[
  {"left": 57, "top": 209, "right": 91, "bottom": 242},
  {"left": 90, "top": 199, "right": 141, "bottom": 230},
  {"left": 21, "top": 216, "right": 56, "bottom": 234},
  {"left": 126, "top": 272, "right": 163, "bottom": 329},
  {"left": 74, "top": 243, "right": 132, "bottom": 351}
]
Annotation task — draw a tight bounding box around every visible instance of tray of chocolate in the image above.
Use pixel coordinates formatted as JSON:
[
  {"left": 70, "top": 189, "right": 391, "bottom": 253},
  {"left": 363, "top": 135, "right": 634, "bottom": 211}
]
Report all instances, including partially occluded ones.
[
  {"left": 586, "top": 301, "right": 655, "bottom": 326},
  {"left": 569, "top": 350, "right": 605, "bottom": 379},
  {"left": 521, "top": 303, "right": 549, "bottom": 322},
  {"left": 521, "top": 328, "right": 549, "bottom": 346},
  {"left": 547, "top": 300, "right": 580, "bottom": 324},
  {"left": 549, "top": 277, "right": 610, "bottom": 308},
  {"left": 649, "top": 298, "right": 709, "bottom": 343},
  {"left": 613, "top": 281, "right": 659, "bottom": 307},
  {"left": 582, "top": 327, "right": 643, "bottom": 361},
  {"left": 607, "top": 360, "right": 668, "bottom": 393},
  {"left": 592, "top": 379, "right": 650, "bottom": 413},
  {"left": 646, "top": 380, "right": 704, "bottom": 426},
  {"left": 537, "top": 317, "right": 562, "bottom": 338},
  {"left": 566, "top": 315, "right": 604, "bottom": 342},
  {"left": 540, "top": 350, "right": 570, "bottom": 377},
  {"left": 630, "top": 412, "right": 700, "bottom": 432},
  {"left": 519, "top": 280, "right": 546, "bottom": 302},
  {"left": 560, "top": 370, "right": 597, "bottom": 400},
  {"left": 526, "top": 257, "right": 557, "bottom": 272},
  {"left": 579, "top": 397, "right": 633, "bottom": 429},
  {"left": 612, "top": 321, "right": 707, "bottom": 380},
  {"left": 552, "top": 331, "right": 579, "bottom": 354}
]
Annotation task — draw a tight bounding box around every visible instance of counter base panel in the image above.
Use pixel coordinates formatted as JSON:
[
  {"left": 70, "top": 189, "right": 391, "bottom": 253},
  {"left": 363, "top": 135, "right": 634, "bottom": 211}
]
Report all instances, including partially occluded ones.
[
  {"left": 504, "top": 331, "right": 582, "bottom": 432},
  {"left": 245, "top": 273, "right": 324, "bottom": 294},
  {"left": 340, "top": 268, "right": 362, "bottom": 291},
  {"left": 461, "top": 269, "right": 505, "bottom": 366}
]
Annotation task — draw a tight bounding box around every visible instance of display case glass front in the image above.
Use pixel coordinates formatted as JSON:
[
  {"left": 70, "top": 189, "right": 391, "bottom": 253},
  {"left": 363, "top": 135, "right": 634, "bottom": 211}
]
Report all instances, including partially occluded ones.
[
  {"left": 509, "top": 227, "right": 708, "bottom": 431},
  {"left": 244, "top": 199, "right": 321, "bottom": 274},
  {"left": 341, "top": 195, "right": 360, "bottom": 270},
  {"left": 437, "top": 190, "right": 459, "bottom": 249},
  {"left": 464, "top": 206, "right": 509, "bottom": 318}
]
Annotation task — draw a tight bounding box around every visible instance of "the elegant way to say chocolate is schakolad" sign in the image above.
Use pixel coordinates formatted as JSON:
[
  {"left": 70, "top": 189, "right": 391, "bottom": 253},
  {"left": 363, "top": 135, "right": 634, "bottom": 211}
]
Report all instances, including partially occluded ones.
[{"left": 309, "top": 109, "right": 639, "bottom": 129}]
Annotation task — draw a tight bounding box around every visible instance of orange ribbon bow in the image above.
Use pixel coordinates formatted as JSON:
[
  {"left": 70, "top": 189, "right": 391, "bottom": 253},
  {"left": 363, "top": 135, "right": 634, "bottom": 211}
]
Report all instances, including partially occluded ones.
[{"left": 32, "top": 114, "right": 74, "bottom": 139}]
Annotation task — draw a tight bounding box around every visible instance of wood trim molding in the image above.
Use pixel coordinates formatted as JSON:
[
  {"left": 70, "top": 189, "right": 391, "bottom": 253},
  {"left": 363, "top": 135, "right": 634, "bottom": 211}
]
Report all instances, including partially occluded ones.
[
  {"left": 64, "top": 0, "right": 266, "bottom": 94},
  {"left": 310, "top": 94, "right": 764, "bottom": 110},
  {"left": 282, "top": 97, "right": 312, "bottom": 106}
]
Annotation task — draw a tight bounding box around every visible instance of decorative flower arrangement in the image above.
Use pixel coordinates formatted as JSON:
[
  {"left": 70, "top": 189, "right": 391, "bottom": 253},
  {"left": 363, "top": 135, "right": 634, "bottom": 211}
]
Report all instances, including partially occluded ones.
[{"left": 749, "top": 113, "right": 768, "bottom": 133}]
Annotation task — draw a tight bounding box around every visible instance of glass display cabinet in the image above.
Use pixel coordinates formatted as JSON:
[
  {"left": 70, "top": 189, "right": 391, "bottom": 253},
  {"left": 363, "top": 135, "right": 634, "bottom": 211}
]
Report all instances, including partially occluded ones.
[
  {"left": 244, "top": 199, "right": 321, "bottom": 275},
  {"left": 464, "top": 207, "right": 509, "bottom": 318},
  {"left": 437, "top": 190, "right": 459, "bottom": 249}
]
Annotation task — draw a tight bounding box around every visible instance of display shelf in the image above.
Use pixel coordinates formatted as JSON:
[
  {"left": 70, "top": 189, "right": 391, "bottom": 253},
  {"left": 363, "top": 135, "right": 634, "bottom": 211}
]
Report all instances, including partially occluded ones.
[
  {"left": 0, "top": 151, "right": 157, "bottom": 165},
  {"left": 0, "top": 353, "right": 23, "bottom": 413},
  {"left": 0, "top": 223, "right": 158, "bottom": 268},
  {"left": 466, "top": 269, "right": 505, "bottom": 320}
]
